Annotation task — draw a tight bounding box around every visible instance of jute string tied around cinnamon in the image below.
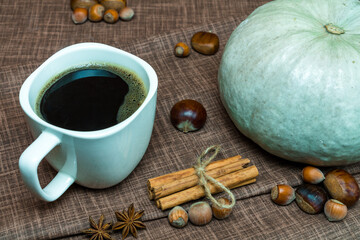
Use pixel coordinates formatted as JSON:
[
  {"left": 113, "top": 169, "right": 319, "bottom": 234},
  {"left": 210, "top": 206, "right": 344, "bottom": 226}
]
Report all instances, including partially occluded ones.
[{"left": 193, "top": 145, "right": 236, "bottom": 209}]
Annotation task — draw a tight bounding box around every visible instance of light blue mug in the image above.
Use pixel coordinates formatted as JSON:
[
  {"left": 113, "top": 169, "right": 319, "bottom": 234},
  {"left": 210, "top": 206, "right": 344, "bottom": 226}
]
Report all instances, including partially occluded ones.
[{"left": 19, "top": 43, "right": 158, "bottom": 202}]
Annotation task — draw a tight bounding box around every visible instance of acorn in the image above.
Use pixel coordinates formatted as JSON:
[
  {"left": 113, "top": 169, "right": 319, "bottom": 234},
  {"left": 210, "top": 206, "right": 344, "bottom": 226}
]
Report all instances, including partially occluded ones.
[
  {"left": 271, "top": 184, "right": 295, "bottom": 206},
  {"left": 188, "top": 202, "right": 212, "bottom": 226},
  {"left": 295, "top": 184, "right": 327, "bottom": 214},
  {"left": 302, "top": 166, "right": 325, "bottom": 184},
  {"left": 211, "top": 197, "right": 233, "bottom": 219},
  {"left": 323, "top": 169, "right": 359, "bottom": 207},
  {"left": 168, "top": 206, "right": 188, "bottom": 228},
  {"left": 324, "top": 199, "right": 348, "bottom": 222}
]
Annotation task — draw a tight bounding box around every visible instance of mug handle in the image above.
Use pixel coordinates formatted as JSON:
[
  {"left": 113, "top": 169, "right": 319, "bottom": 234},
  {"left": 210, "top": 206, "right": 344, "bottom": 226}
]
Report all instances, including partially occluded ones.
[{"left": 19, "top": 130, "right": 76, "bottom": 202}]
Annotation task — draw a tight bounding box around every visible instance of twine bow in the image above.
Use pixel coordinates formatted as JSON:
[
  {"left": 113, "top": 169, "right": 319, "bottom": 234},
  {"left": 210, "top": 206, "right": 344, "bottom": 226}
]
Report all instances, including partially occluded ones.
[{"left": 193, "top": 145, "right": 236, "bottom": 209}]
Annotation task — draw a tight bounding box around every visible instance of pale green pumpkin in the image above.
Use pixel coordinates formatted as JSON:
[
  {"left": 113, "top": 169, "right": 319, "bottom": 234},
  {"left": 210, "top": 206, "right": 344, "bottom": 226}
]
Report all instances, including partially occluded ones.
[{"left": 218, "top": 0, "right": 360, "bottom": 166}]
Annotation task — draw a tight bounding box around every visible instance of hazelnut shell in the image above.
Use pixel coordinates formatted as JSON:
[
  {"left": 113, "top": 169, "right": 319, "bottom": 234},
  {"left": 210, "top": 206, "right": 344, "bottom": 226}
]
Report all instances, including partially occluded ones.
[
  {"left": 271, "top": 184, "right": 295, "bottom": 206},
  {"left": 212, "top": 198, "right": 232, "bottom": 219},
  {"left": 188, "top": 202, "right": 212, "bottom": 226},
  {"left": 302, "top": 166, "right": 325, "bottom": 184},
  {"left": 168, "top": 206, "right": 188, "bottom": 228},
  {"left": 174, "top": 42, "right": 190, "bottom": 58},
  {"left": 324, "top": 199, "right": 347, "bottom": 222}
]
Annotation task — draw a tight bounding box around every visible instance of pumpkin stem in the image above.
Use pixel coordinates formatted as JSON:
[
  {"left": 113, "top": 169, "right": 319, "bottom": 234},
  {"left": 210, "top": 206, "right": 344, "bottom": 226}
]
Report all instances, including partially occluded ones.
[{"left": 324, "top": 23, "right": 345, "bottom": 35}]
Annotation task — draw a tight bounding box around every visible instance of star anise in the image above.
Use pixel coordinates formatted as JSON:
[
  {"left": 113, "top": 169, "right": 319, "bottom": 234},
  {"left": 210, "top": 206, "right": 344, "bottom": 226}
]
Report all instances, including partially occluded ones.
[
  {"left": 113, "top": 203, "right": 146, "bottom": 239},
  {"left": 82, "top": 214, "right": 113, "bottom": 240}
]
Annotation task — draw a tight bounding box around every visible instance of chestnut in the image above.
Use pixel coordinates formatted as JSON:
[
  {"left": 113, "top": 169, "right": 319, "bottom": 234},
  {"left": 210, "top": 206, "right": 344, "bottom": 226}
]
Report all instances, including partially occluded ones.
[
  {"left": 211, "top": 197, "right": 233, "bottom": 219},
  {"left": 104, "top": 9, "right": 119, "bottom": 23},
  {"left": 168, "top": 206, "right": 188, "bottom": 228},
  {"left": 70, "top": 0, "right": 98, "bottom": 11},
  {"left": 324, "top": 199, "right": 347, "bottom": 222},
  {"left": 170, "top": 99, "right": 207, "bottom": 133},
  {"left": 99, "top": 0, "right": 126, "bottom": 11},
  {"left": 119, "top": 7, "right": 134, "bottom": 21},
  {"left": 191, "top": 31, "right": 219, "bottom": 55},
  {"left": 72, "top": 8, "right": 88, "bottom": 24},
  {"left": 88, "top": 4, "right": 105, "bottom": 22},
  {"left": 174, "top": 42, "right": 190, "bottom": 58},
  {"left": 270, "top": 184, "right": 295, "bottom": 206},
  {"left": 188, "top": 202, "right": 212, "bottom": 226},
  {"left": 302, "top": 166, "right": 325, "bottom": 184},
  {"left": 323, "top": 169, "right": 359, "bottom": 207},
  {"left": 295, "top": 184, "right": 327, "bottom": 214}
]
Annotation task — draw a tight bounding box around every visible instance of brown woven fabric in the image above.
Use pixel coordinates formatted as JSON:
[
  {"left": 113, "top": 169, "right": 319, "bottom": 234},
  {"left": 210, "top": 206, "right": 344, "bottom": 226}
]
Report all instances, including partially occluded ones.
[
  {"left": 0, "top": 0, "right": 269, "bottom": 67},
  {"left": 0, "top": 0, "right": 360, "bottom": 240}
]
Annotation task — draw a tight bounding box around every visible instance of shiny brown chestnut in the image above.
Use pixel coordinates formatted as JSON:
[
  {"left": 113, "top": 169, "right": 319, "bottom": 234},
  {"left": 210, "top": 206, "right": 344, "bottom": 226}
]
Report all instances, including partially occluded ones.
[
  {"left": 295, "top": 184, "right": 327, "bottom": 214},
  {"left": 191, "top": 32, "right": 219, "bottom": 55},
  {"left": 323, "top": 169, "right": 359, "bottom": 207},
  {"left": 71, "top": 0, "right": 98, "bottom": 11},
  {"left": 271, "top": 184, "right": 295, "bottom": 206},
  {"left": 99, "top": 0, "right": 127, "bottom": 11},
  {"left": 302, "top": 166, "right": 325, "bottom": 184},
  {"left": 170, "top": 99, "right": 207, "bottom": 133}
]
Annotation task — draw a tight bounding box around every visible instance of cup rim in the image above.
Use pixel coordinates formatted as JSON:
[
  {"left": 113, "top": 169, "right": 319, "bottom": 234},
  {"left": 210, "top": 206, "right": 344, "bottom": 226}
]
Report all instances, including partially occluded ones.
[{"left": 19, "top": 42, "right": 158, "bottom": 139}]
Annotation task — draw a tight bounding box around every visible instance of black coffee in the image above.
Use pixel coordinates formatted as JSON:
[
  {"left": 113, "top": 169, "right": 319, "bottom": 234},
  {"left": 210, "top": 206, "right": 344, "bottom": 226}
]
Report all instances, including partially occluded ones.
[{"left": 37, "top": 66, "right": 146, "bottom": 131}]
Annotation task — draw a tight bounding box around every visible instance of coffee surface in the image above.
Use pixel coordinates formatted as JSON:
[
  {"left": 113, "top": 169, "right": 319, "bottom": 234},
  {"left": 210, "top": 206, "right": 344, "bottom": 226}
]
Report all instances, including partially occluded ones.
[{"left": 38, "top": 67, "right": 146, "bottom": 131}]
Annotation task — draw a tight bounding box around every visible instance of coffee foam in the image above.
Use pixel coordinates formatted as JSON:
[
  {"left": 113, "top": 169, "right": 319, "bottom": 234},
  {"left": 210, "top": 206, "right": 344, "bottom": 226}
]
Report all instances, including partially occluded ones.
[{"left": 36, "top": 63, "right": 147, "bottom": 125}]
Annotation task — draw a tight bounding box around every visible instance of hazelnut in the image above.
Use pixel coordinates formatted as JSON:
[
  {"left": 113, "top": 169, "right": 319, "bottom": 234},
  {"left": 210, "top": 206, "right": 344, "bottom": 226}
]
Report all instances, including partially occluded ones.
[
  {"left": 323, "top": 169, "right": 359, "bottom": 207},
  {"left": 104, "top": 9, "right": 119, "bottom": 23},
  {"left": 99, "top": 0, "right": 126, "bottom": 11},
  {"left": 211, "top": 197, "right": 233, "bottom": 219},
  {"left": 324, "top": 199, "right": 348, "bottom": 222},
  {"left": 302, "top": 166, "right": 325, "bottom": 184},
  {"left": 174, "top": 42, "right": 190, "bottom": 58},
  {"left": 191, "top": 31, "right": 219, "bottom": 55},
  {"left": 119, "top": 7, "right": 134, "bottom": 21},
  {"left": 270, "top": 184, "right": 295, "bottom": 206},
  {"left": 295, "top": 184, "right": 327, "bottom": 214},
  {"left": 72, "top": 8, "right": 88, "bottom": 24},
  {"left": 188, "top": 202, "right": 212, "bottom": 226},
  {"left": 168, "top": 206, "right": 188, "bottom": 228},
  {"left": 88, "top": 4, "right": 105, "bottom": 22},
  {"left": 70, "top": 0, "right": 98, "bottom": 11}
]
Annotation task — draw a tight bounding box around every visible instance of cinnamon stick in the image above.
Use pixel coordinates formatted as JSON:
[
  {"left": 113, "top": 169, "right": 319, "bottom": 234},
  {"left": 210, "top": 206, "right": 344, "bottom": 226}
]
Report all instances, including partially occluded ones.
[
  {"left": 147, "top": 155, "right": 243, "bottom": 194},
  {"left": 150, "top": 158, "right": 250, "bottom": 200},
  {"left": 155, "top": 165, "right": 259, "bottom": 210}
]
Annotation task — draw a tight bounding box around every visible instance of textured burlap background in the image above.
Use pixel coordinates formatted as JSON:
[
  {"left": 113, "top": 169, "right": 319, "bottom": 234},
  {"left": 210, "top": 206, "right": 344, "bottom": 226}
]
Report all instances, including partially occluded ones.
[{"left": 0, "top": 0, "right": 359, "bottom": 239}]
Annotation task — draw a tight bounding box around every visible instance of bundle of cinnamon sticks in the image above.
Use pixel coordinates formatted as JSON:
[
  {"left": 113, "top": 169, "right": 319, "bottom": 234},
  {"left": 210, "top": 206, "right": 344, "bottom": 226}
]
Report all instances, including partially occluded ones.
[{"left": 147, "top": 155, "right": 259, "bottom": 210}]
